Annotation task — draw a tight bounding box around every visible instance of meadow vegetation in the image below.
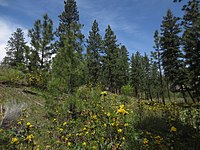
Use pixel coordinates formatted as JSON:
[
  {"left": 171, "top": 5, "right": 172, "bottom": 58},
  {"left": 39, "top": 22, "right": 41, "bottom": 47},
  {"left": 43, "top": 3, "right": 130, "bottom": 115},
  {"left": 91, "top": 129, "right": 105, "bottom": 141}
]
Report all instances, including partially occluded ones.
[{"left": 0, "top": 70, "right": 199, "bottom": 149}]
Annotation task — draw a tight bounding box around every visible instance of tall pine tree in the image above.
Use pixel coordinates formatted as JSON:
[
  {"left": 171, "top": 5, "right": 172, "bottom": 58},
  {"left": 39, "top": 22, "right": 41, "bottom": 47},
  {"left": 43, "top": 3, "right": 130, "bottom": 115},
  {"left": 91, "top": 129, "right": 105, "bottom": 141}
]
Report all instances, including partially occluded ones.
[
  {"left": 160, "top": 9, "right": 183, "bottom": 101},
  {"left": 152, "top": 30, "right": 165, "bottom": 104},
  {"left": 130, "top": 52, "right": 143, "bottom": 98},
  {"left": 28, "top": 14, "right": 54, "bottom": 72},
  {"left": 115, "top": 45, "right": 129, "bottom": 92},
  {"left": 86, "top": 20, "right": 103, "bottom": 86},
  {"left": 49, "top": 0, "right": 84, "bottom": 93},
  {"left": 2, "top": 28, "right": 28, "bottom": 71},
  {"left": 182, "top": 0, "right": 200, "bottom": 100},
  {"left": 102, "top": 25, "right": 119, "bottom": 92}
]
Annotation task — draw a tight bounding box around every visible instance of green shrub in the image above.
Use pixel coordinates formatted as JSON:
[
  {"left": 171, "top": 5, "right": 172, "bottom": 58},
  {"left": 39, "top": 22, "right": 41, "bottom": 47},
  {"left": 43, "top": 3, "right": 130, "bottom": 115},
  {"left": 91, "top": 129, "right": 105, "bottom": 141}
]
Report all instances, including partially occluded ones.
[
  {"left": 121, "top": 85, "right": 133, "bottom": 96},
  {"left": 0, "top": 67, "right": 26, "bottom": 85}
]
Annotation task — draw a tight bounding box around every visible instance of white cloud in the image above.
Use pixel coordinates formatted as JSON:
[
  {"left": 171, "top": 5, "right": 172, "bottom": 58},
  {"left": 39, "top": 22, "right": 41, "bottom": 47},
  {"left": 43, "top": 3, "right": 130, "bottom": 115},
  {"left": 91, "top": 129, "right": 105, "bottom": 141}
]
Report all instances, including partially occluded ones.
[
  {"left": 0, "top": 43, "right": 6, "bottom": 62},
  {"left": 0, "top": 16, "right": 28, "bottom": 63}
]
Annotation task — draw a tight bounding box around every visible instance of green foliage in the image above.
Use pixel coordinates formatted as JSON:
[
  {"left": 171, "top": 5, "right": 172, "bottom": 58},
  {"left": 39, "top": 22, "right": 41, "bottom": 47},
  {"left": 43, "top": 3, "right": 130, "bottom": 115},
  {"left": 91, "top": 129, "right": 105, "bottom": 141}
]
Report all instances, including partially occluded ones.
[
  {"left": 152, "top": 30, "right": 166, "bottom": 104},
  {"left": 26, "top": 72, "right": 49, "bottom": 88},
  {"left": 102, "top": 25, "right": 119, "bottom": 92},
  {"left": 182, "top": 0, "right": 200, "bottom": 99},
  {"left": 134, "top": 101, "right": 200, "bottom": 149},
  {"left": 130, "top": 52, "right": 143, "bottom": 98},
  {"left": 121, "top": 85, "right": 133, "bottom": 97},
  {"left": 86, "top": 20, "right": 103, "bottom": 86},
  {"left": 49, "top": 0, "right": 84, "bottom": 94},
  {"left": 28, "top": 14, "right": 54, "bottom": 73},
  {"left": 116, "top": 45, "right": 130, "bottom": 91},
  {"left": 0, "top": 67, "right": 26, "bottom": 85},
  {"left": 160, "top": 9, "right": 183, "bottom": 87},
  {"left": 2, "top": 28, "right": 28, "bottom": 71}
]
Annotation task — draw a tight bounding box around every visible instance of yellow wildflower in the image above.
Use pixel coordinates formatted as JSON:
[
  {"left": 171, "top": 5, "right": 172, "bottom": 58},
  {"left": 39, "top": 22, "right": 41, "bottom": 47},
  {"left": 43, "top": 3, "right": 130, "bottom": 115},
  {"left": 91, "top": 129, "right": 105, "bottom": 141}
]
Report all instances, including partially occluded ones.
[
  {"left": 100, "top": 91, "right": 107, "bottom": 96},
  {"left": 170, "top": 126, "right": 177, "bottom": 132},
  {"left": 111, "top": 123, "right": 115, "bottom": 126},
  {"left": 61, "top": 136, "right": 65, "bottom": 140},
  {"left": 154, "top": 136, "right": 163, "bottom": 144},
  {"left": 26, "top": 122, "right": 33, "bottom": 128},
  {"left": 119, "top": 104, "right": 125, "bottom": 109},
  {"left": 45, "top": 145, "right": 51, "bottom": 149},
  {"left": 67, "top": 142, "right": 71, "bottom": 147},
  {"left": 107, "top": 112, "right": 111, "bottom": 117},
  {"left": 117, "top": 107, "right": 129, "bottom": 115},
  {"left": 17, "top": 121, "right": 22, "bottom": 125},
  {"left": 143, "top": 138, "right": 149, "bottom": 145},
  {"left": 11, "top": 137, "right": 19, "bottom": 144},
  {"left": 92, "top": 115, "right": 97, "bottom": 120},
  {"left": 25, "top": 134, "right": 34, "bottom": 143},
  {"left": 63, "top": 122, "right": 67, "bottom": 126},
  {"left": 52, "top": 118, "right": 57, "bottom": 122},
  {"left": 59, "top": 128, "right": 63, "bottom": 132},
  {"left": 103, "top": 123, "right": 107, "bottom": 127},
  {"left": 82, "top": 142, "right": 87, "bottom": 147},
  {"left": 124, "top": 123, "right": 129, "bottom": 127},
  {"left": 117, "top": 129, "right": 123, "bottom": 133}
]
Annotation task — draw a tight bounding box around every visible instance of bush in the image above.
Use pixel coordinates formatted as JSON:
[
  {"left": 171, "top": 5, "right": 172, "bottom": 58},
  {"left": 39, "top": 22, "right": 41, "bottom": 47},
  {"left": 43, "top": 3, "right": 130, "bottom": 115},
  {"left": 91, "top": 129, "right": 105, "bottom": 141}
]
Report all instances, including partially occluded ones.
[
  {"left": 0, "top": 67, "right": 27, "bottom": 85},
  {"left": 121, "top": 85, "right": 133, "bottom": 96}
]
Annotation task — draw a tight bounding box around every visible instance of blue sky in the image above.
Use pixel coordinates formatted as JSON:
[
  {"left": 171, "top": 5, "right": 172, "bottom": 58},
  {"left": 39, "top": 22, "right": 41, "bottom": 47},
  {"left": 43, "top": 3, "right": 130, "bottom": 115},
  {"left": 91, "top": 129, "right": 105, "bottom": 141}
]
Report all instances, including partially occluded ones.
[{"left": 0, "top": 0, "right": 185, "bottom": 61}]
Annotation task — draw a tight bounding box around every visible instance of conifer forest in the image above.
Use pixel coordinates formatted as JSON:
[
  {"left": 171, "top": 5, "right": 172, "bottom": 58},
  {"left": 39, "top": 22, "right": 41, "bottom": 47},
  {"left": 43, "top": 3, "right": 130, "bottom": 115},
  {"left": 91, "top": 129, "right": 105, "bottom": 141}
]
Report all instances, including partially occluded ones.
[{"left": 0, "top": 0, "right": 200, "bottom": 149}]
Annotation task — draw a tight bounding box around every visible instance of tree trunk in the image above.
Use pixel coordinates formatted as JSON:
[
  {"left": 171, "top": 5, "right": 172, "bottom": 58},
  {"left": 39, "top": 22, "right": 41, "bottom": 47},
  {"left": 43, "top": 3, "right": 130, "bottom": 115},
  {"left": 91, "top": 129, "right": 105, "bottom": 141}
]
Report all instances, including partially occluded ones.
[
  {"left": 181, "top": 85, "right": 188, "bottom": 104},
  {"left": 157, "top": 92, "right": 160, "bottom": 103},
  {"left": 166, "top": 79, "right": 171, "bottom": 102},
  {"left": 186, "top": 87, "right": 195, "bottom": 103},
  {"left": 158, "top": 61, "right": 165, "bottom": 105}
]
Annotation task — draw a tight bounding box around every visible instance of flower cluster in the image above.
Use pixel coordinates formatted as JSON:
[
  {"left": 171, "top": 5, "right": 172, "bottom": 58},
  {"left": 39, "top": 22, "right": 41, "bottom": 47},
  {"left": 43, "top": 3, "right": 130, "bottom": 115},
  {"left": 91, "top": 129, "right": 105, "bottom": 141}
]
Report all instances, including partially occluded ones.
[{"left": 117, "top": 104, "right": 129, "bottom": 115}]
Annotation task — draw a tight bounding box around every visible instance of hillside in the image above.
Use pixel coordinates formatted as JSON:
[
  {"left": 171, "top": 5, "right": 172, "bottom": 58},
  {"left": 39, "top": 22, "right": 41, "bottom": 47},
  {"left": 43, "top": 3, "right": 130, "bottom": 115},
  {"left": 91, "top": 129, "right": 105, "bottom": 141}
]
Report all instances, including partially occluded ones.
[{"left": 0, "top": 80, "right": 200, "bottom": 149}]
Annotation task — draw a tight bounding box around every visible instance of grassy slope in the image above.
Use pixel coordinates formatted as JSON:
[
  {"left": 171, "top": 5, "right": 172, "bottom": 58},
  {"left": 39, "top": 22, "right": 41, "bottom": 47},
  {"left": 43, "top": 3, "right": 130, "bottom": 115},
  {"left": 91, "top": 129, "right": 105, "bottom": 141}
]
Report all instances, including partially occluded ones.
[
  {"left": 0, "top": 84, "right": 46, "bottom": 127},
  {"left": 0, "top": 80, "right": 200, "bottom": 149}
]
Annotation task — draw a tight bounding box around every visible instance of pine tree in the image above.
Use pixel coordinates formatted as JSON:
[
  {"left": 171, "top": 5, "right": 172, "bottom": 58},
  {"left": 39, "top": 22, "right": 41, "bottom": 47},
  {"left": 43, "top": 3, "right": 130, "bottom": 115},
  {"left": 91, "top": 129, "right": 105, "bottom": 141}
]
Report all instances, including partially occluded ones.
[
  {"left": 49, "top": 0, "right": 84, "bottom": 93},
  {"left": 149, "top": 56, "right": 160, "bottom": 101},
  {"left": 160, "top": 9, "right": 183, "bottom": 101},
  {"left": 182, "top": 0, "right": 200, "bottom": 100},
  {"left": 28, "top": 14, "right": 54, "bottom": 72},
  {"left": 116, "top": 45, "right": 129, "bottom": 92},
  {"left": 2, "top": 28, "right": 27, "bottom": 70},
  {"left": 152, "top": 30, "right": 165, "bottom": 104},
  {"left": 160, "top": 9, "right": 182, "bottom": 84},
  {"left": 130, "top": 52, "right": 143, "bottom": 98},
  {"left": 86, "top": 20, "right": 103, "bottom": 86},
  {"left": 28, "top": 20, "right": 41, "bottom": 72},
  {"left": 113, "top": 45, "right": 129, "bottom": 93},
  {"left": 142, "top": 53, "right": 152, "bottom": 100},
  {"left": 102, "top": 25, "right": 119, "bottom": 92}
]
